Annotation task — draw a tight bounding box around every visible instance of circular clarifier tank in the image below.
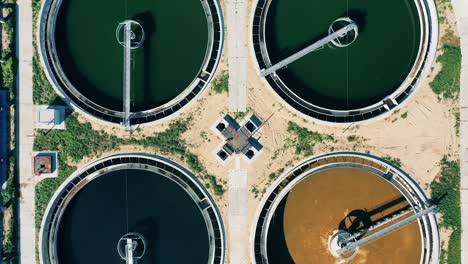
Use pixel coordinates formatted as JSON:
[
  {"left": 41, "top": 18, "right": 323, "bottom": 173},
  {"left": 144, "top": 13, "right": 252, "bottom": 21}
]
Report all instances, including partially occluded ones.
[
  {"left": 40, "top": 154, "right": 225, "bottom": 264},
  {"left": 252, "top": 0, "right": 438, "bottom": 123},
  {"left": 39, "top": 0, "right": 223, "bottom": 125},
  {"left": 252, "top": 153, "right": 440, "bottom": 264}
]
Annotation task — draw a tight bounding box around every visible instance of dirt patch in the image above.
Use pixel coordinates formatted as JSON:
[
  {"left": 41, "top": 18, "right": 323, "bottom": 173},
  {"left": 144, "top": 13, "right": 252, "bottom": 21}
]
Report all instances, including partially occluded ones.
[{"left": 2, "top": 207, "right": 12, "bottom": 240}]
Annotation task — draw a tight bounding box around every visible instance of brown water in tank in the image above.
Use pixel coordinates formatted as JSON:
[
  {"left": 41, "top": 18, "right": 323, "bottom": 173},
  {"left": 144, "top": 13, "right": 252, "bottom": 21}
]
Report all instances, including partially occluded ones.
[{"left": 283, "top": 168, "right": 422, "bottom": 264}]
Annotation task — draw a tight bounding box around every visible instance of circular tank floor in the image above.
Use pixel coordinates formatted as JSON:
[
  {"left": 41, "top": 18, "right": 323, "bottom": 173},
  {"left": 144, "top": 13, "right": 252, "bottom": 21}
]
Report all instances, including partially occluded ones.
[
  {"left": 55, "top": 0, "right": 208, "bottom": 111},
  {"left": 266, "top": 168, "right": 422, "bottom": 263},
  {"left": 56, "top": 169, "right": 209, "bottom": 264},
  {"left": 265, "top": 0, "right": 421, "bottom": 110}
]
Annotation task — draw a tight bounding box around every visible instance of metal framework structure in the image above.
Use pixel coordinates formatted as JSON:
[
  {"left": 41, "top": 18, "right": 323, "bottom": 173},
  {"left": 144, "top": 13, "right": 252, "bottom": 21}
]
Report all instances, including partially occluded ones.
[
  {"left": 335, "top": 205, "right": 437, "bottom": 258},
  {"left": 116, "top": 20, "right": 145, "bottom": 127},
  {"left": 122, "top": 23, "right": 132, "bottom": 127},
  {"left": 117, "top": 232, "right": 147, "bottom": 264},
  {"left": 260, "top": 18, "right": 357, "bottom": 77}
]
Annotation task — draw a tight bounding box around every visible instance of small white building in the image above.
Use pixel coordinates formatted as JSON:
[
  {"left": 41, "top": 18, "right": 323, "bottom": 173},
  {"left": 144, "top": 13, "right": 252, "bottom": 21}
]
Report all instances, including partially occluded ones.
[{"left": 35, "top": 105, "right": 66, "bottom": 130}]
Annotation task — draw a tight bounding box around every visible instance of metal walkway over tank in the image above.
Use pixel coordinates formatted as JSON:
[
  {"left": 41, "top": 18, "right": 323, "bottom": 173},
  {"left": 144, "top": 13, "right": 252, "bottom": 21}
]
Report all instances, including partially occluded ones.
[
  {"left": 260, "top": 19, "right": 358, "bottom": 77},
  {"left": 337, "top": 205, "right": 437, "bottom": 256},
  {"left": 116, "top": 20, "right": 145, "bottom": 127}
]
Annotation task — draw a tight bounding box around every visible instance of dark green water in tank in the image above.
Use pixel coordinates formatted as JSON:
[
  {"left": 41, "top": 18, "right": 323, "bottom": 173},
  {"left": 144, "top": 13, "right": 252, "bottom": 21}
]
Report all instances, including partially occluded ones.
[
  {"left": 55, "top": 0, "right": 208, "bottom": 111},
  {"left": 265, "top": 0, "right": 421, "bottom": 110},
  {"left": 57, "top": 169, "right": 210, "bottom": 264}
]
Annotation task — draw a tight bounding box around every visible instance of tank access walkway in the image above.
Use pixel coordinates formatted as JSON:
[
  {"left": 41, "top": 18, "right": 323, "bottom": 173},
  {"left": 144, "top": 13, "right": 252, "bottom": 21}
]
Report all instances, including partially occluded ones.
[
  {"left": 260, "top": 22, "right": 357, "bottom": 77},
  {"left": 116, "top": 20, "right": 144, "bottom": 127},
  {"left": 338, "top": 205, "right": 437, "bottom": 255},
  {"left": 227, "top": 0, "right": 247, "bottom": 112},
  {"left": 122, "top": 22, "right": 132, "bottom": 127}
]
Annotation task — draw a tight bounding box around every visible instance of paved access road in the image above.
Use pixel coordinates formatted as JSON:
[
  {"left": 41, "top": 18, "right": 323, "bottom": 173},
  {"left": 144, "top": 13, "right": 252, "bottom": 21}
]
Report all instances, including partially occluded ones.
[
  {"left": 227, "top": 0, "right": 247, "bottom": 112},
  {"left": 452, "top": 0, "right": 468, "bottom": 262},
  {"left": 16, "top": 0, "right": 37, "bottom": 263},
  {"left": 228, "top": 156, "right": 248, "bottom": 264}
]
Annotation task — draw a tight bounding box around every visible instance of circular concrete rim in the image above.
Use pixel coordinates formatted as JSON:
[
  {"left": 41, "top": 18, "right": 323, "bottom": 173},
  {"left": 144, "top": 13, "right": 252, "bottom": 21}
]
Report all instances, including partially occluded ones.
[
  {"left": 250, "top": 152, "right": 440, "bottom": 264},
  {"left": 249, "top": 0, "right": 439, "bottom": 125},
  {"left": 38, "top": 0, "right": 225, "bottom": 127},
  {"left": 39, "top": 153, "right": 226, "bottom": 264}
]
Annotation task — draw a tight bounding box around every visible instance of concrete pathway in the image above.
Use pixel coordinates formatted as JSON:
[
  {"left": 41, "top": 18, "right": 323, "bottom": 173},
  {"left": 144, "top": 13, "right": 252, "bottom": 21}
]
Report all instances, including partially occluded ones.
[
  {"left": 228, "top": 156, "right": 247, "bottom": 264},
  {"left": 227, "top": 0, "right": 247, "bottom": 112},
  {"left": 452, "top": 0, "right": 468, "bottom": 262},
  {"left": 16, "top": 0, "right": 37, "bottom": 263}
]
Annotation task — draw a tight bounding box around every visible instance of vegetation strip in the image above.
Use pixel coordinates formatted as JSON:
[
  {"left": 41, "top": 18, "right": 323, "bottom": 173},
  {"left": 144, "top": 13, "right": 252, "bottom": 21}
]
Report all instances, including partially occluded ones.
[
  {"left": 1, "top": 1, "right": 18, "bottom": 262},
  {"left": 430, "top": 45, "right": 461, "bottom": 99},
  {"left": 32, "top": 0, "right": 58, "bottom": 105},
  {"left": 431, "top": 157, "right": 461, "bottom": 264},
  {"left": 212, "top": 70, "right": 229, "bottom": 94}
]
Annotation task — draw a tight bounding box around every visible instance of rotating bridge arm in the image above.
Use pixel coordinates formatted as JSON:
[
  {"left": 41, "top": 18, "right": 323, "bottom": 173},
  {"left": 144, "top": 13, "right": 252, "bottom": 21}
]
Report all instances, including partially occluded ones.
[
  {"left": 116, "top": 20, "right": 145, "bottom": 127},
  {"left": 122, "top": 22, "right": 132, "bottom": 127},
  {"left": 339, "top": 205, "right": 437, "bottom": 255},
  {"left": 260, "top": 22, "right": 357, "bottom": 77},
  {"left": 125, "top": 238, "right": 134, "bottom": 264}
]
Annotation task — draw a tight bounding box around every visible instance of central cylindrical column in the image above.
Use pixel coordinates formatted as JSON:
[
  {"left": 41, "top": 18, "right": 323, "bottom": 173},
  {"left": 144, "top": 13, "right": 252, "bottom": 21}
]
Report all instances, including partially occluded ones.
[{"left": 117, "top": 232, "right": 147, "bottom": 263}]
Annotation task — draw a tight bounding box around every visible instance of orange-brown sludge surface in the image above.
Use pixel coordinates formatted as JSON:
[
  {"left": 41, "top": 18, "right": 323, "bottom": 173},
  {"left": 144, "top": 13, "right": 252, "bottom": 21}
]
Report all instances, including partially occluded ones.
[{"left": 281, "top": 168, "right": 421, "bottom": 263}]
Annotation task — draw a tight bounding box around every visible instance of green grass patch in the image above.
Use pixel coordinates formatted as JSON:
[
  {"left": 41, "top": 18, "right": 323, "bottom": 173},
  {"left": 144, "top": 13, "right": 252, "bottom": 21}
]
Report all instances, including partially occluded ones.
[
  {"left": 34, "top": 114, "right": 122, "bottom": 162},
  {"left": 430, "top": 45, "right": 461, "bottom": 99},
  {"left": 430, "top": 157, "right": 460, "bottom": 264},
  {"left": 382, "top": 156, "right": 402, "bottom": 167},
  {"left": 130, "top": 118, "right": 191, "bottom": 155},
  {"left": 233, "top": 110, "right": 249, "bottom": 121},
  {"left": 1, "top": 156, "right": 17, "bottom": 206},
  {"left": 207, "top": 175, "right": 224, "bottom": 196},
  {"left": 32, "top": 52, "right": 58, "bottom": 105},
  {"left": 287, "top": 121, "right": 334, "bottom": 156},
  {"left": 32, "top": 0, "right": 42, "bottom": 21},
  {"left": 186, "top": 154, "right": 204, "bottom": 174},
  {"left": 273, "top": 122, "right": 334, "bottom": 159},
  {"left": 34, "top": 114, "right": 210, "bottom": 176},
  {"left": 1, "top": 5, "right": 17, "bottom": 103},
  {"left": 268, "top": 168, "right": 285, "bottom": 182},
  {"left": 35, "top": 163, "right": 76, "bottom": 230},
  {"left": 1, "top": 4, "right": 19, "bottom": 262},
  {"left": 212, "top": 70, "right": 229, "bottom": 94},
  {"left": 1, "top": 55, "right": 15, "bottom": 102},
  {"left": 269, "top": 172, "right": 276, "bottom": 180},
  {"left": 1, "top": 156, "right": 19, "bottom": 263},
  {"left": 32, "top": 0, "right": 60, "bottom": 105}
]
